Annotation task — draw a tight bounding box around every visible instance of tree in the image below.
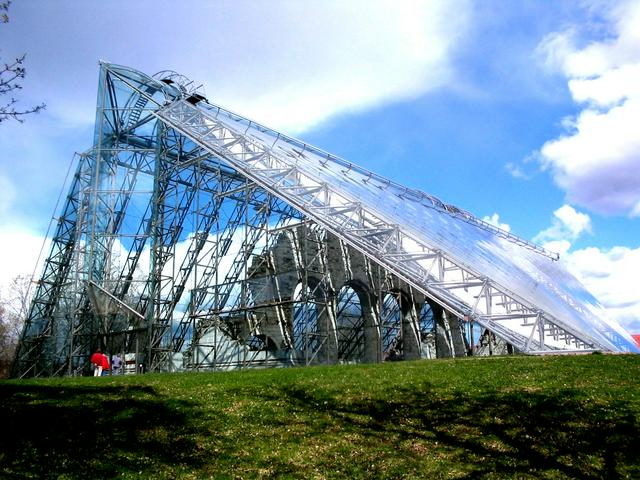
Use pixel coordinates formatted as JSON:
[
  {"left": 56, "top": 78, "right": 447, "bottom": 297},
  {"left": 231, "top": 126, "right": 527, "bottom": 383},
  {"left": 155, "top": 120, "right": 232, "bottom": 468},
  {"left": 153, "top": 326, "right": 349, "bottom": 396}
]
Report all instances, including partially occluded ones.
[
  {"left": 0, "top": 304, "right": 17, "bottom": 378},
  {"left": 0, "top": 1, "right": 45, "bottom": 123},
  {"left": 0, "top": 304, "right": 10, "bottom": 377},
  {"left": 0, "top": 275, "right": 32, "bottom": 378}
]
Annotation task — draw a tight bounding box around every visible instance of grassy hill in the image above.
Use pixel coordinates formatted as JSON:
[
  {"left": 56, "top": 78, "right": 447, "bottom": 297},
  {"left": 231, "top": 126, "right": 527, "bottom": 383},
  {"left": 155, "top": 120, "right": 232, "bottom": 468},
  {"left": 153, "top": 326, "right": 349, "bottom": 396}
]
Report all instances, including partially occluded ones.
[{"left": 1, "top": 354, "right": 639, "bottom": 479}]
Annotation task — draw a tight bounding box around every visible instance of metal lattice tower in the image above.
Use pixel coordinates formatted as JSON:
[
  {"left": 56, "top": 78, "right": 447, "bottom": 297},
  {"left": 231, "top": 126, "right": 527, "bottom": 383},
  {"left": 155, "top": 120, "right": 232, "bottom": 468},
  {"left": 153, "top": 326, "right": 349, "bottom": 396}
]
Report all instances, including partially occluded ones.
[{"left": 12, "top": 64, "right": 638, "bottom": 378}]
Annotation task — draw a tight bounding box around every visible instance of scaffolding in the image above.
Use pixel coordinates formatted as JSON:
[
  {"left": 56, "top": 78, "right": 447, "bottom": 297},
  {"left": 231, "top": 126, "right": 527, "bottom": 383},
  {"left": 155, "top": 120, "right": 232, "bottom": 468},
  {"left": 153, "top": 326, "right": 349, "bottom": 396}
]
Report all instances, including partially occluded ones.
[{"left": 12, "top": 63, "right": 639, "bottom": 378}]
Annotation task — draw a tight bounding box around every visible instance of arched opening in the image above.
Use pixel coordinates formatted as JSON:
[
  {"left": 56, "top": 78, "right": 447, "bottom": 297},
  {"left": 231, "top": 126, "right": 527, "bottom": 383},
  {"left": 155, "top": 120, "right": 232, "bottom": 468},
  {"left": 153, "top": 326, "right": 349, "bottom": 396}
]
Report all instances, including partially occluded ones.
[
  {"left": 418, "top": 302, "right": 436, "bottom": 359},
  {"left": 292, "top": 282, "right": 320, "bottom": 361},
  {"left": 336, "top": 285, "right": 364, "bottom": 362},
  {"left": 381, "top": 293, "right": 402, "bottom": 361}
]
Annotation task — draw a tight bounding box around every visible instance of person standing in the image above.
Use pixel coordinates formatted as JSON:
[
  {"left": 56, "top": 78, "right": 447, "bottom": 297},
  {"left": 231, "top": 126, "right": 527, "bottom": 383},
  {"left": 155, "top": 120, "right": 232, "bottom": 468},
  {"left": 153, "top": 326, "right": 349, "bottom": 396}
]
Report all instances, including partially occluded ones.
[
  {"left": 111, "top": 353, "right": 123, "bottom": 375},
  {"left": 100, "top": 352, "right": 110, "bottom": 376},
  {"left": 91, "top": 349, "right": 104, "bottom": 377}
]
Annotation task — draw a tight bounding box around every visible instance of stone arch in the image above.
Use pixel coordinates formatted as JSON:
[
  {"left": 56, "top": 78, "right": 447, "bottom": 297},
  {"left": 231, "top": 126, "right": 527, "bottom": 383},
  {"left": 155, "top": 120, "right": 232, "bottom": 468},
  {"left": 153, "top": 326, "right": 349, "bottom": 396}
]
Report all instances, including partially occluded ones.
[
  {"left": 291, "top": 281, "right": 320, "bottom": 362},
  {"left": 335, "top": 284, "right": 363, "bottom": 362},
  {"left": 379, "top": 288, "right": 422, "bottom": 361},
  {"left": 418, "top": 298, "right": 468, "bottom": 358},
  {"left": 335, "top": 280, "right": 378, "bottom": 363},
  {"left": 418, "top": 301, "right": 436, "bottom": 359}
]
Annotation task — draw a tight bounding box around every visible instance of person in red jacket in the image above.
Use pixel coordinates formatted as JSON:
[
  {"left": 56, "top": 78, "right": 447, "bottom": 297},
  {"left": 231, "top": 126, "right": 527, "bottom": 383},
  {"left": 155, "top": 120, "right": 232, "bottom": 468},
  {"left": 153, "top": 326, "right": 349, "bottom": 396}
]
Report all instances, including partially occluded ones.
[
  {"left": 91, "top": 349, "right": 104, "bottom": 377},
  {"left": 100, "top": 352, "right": 110, "bottom": 376}
]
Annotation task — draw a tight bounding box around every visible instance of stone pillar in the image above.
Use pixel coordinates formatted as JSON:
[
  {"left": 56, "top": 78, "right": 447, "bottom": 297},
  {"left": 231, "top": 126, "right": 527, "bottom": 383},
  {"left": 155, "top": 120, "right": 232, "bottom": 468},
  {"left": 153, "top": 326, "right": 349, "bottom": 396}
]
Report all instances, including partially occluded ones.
[
  {"left": 433, "top": 303, "right": 453, "bottom": 358},
  {"left": 401, "top": 298, "right": 421, "bottom": 360},
  {"left": 446, "top": 310, "right": 467, "bottom": 357}
]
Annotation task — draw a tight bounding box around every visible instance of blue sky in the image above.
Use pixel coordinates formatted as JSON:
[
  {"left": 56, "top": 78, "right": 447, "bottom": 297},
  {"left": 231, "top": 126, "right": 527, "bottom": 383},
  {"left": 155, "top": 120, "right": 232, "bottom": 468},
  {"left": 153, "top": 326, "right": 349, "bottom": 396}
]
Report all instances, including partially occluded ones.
[{"left": 1, "top": 0, "right": 639, "bottom": 332}]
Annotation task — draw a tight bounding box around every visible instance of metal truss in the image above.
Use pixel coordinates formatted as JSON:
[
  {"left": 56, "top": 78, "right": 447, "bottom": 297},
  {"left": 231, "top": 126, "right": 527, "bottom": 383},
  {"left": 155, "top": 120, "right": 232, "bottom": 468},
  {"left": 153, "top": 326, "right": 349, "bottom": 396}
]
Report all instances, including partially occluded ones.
[
  {"left": 154, "top": 99, "right": 611, "bottom": 354},
  {"left": 13, "top": 63, "right": 635, "bottom": 378}
]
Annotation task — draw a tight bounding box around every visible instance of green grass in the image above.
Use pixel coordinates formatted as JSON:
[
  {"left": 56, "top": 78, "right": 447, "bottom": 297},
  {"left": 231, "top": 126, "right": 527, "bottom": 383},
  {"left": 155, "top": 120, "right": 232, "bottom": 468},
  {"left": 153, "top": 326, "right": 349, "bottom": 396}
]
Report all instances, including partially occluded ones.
[{"left": 1, "top": 355, "right": 639, "bottom": 479}]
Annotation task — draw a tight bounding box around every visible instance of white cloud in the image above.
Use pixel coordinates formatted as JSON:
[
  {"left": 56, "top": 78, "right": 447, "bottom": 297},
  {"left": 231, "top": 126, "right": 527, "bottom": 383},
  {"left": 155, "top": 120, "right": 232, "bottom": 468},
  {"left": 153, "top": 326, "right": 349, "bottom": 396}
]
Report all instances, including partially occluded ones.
[
  {"left": 534, "top": 204, "right": 591, "bottom": 245},
  {"left": 3, "top": 0, "right": 471, "bottom": 134},
  {"left": 505, "top": 162, "right": 530, "bottom": 180},
  {"left": 0, "top": 227, "right": 50, "bottom": 300},
  {"left": 553, "top": 204, "right": 592, "bottom": 237},
  {"left": 482, "top": 213, "right": 511, "bottom": 232},
  {"left": 534, "top": 0, "right": 640, "bottom": 216},
  {"left": 568, "top": 63, "right": 640, "bottom": 107},
  {"left": 541, "top": 239, "right": 572, "bottom": 257},
  {"left": 188, "top": 1, "right": 471, "bottom": 133},
  {"left": 0, "top": 0, "right": 472, "bottom": 296},
  {"left": 532, "top": 203, "right": 639, "bottom": 332},
  {"left": 563, "top": 245, "right": 640, "bottom": 333}
]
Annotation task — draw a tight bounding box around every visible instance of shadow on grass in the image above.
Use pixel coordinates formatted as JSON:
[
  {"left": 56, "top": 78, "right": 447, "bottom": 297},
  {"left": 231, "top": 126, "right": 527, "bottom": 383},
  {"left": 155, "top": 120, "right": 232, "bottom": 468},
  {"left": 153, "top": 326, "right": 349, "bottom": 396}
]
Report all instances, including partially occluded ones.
[
  {"left": 2, "top": 373, "right": 638, "bottom": 479},
  {"left": 270, "top": 383, "right": 640, "bottom": 479},
  {"left": 0, "top": 383, "right": 207, "bottom": 479}
]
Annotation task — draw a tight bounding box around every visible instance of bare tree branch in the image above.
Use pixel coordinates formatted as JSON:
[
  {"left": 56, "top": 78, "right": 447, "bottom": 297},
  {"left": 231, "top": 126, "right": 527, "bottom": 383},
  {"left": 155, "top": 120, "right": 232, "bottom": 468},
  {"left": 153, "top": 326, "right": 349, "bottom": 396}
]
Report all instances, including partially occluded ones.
[
  {"left": 0, "top": 1, "right": 46, "bottom": 124},
  {"left": 1, "top": 1, "right": 9, "bottom": 24}
]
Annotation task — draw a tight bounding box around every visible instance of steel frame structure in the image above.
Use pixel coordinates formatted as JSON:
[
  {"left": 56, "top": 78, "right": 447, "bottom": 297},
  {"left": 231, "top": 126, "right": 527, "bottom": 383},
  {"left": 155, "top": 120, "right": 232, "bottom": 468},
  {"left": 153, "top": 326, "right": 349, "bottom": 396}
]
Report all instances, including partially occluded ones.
[{"left": 12, "top": 64, "right": 637, "bottom": 378}]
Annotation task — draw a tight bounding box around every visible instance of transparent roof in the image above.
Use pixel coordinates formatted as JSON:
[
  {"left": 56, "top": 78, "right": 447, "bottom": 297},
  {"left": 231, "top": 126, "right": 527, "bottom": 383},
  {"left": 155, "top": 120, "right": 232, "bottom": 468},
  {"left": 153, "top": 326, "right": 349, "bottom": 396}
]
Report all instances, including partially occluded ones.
[
  {"left": 196, "top": 102, "right": 639, "bottom": 353},
  {"left": 108, "top": 63, "right": 639, "bottom": 353}
]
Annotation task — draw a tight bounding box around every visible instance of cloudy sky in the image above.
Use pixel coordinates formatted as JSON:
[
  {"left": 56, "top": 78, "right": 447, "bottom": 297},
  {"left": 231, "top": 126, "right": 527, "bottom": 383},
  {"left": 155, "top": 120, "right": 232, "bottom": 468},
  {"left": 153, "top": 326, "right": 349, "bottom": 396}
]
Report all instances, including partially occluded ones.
[{"left": 1, "top": 0, "right": 639, "bottom": 332}]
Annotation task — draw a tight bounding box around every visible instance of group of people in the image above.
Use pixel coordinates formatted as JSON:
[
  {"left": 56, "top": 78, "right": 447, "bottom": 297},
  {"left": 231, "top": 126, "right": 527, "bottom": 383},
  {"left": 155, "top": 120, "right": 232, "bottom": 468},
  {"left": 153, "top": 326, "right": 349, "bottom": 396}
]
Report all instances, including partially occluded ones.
[{"left": 90, "top": 349, "right": 123, "bottom": 376}]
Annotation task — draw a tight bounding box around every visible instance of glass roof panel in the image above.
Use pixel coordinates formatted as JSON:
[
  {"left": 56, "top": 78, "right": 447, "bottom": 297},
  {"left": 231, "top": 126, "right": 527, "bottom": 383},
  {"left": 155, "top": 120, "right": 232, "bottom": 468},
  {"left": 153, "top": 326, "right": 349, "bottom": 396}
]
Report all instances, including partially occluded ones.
[{"left": 198, "top": 101, "right": 638, "bottom": 353}]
